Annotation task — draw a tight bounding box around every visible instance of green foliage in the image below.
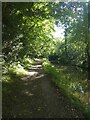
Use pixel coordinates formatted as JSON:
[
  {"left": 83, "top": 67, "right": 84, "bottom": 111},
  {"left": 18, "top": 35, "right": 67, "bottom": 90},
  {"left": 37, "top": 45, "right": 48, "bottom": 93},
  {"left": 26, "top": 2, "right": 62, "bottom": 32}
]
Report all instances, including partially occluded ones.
[
  {"left": 2, "top": 2, "right": 89, "bottom": 73},
  {"left": 43, "top": 58, "right": 60, "bottom": 80},
  {"left": 42, "top": 59, "right": 89, "bottom": 119},
  {"left": 22, "top": 57, "right": 34, "bottom": 69},
  {"left": 2, "top": 2, "right": 55, "bottom": 63},
  {"left": 2, "top": 2, "right": 90, "bottom": 118},
  {"left": 49, "top": 2, "right": 89, "bottom": 72},
  {"left": 8, "top": 62, "right": 28, "bottom": 77},
  {"left": 2, "top": 57, "right": 34, "bottom": 87},
  {"left": 2, "top": 74, "right": 11, "bottom": 83}
]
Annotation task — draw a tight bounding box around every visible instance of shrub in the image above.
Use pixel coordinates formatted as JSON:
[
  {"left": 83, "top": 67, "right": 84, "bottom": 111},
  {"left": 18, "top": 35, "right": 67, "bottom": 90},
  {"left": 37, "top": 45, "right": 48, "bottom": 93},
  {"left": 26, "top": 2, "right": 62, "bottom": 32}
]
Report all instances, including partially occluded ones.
[
  {"left": 8, "top": 62, "right": 28, "bottom": 76},
  {"left": 22, "top": 57, "right": 34, "bottom": 69}
]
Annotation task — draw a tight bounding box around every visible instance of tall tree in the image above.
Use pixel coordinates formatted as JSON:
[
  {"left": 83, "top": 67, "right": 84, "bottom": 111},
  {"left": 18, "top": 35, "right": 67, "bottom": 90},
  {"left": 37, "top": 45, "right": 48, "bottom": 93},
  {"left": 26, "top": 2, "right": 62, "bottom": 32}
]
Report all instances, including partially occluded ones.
[{"left": 2, "top": 2, "right": 55, "bottom": 63}]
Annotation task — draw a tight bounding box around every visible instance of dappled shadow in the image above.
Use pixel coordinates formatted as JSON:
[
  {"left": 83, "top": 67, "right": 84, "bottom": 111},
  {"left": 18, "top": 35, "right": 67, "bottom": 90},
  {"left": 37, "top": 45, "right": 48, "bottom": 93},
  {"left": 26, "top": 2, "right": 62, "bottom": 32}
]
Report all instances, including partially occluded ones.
[
  {"left": 21, "top": 64, "right": 45, "bottom": 81},
  {"left": 2, "top": 63, "right": 47, "bottom": 118},
  {"left": 2, "top": 62, "right": 85, "bottom": 118}
]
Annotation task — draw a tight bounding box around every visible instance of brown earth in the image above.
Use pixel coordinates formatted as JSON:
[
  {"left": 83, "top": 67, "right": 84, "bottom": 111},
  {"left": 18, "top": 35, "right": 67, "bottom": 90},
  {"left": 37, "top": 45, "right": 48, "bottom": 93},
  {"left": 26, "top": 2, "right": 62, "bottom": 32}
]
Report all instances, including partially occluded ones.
[{"left": 2, "top": 61, "right": 85, "bottom": 118}]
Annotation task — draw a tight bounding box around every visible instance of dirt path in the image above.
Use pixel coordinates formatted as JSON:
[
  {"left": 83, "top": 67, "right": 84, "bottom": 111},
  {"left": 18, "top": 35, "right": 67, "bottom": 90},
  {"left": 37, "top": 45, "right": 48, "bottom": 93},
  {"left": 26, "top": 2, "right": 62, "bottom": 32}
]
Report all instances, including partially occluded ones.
[{"left": 3, "top": 61, "right": 85, "bottom": 118}]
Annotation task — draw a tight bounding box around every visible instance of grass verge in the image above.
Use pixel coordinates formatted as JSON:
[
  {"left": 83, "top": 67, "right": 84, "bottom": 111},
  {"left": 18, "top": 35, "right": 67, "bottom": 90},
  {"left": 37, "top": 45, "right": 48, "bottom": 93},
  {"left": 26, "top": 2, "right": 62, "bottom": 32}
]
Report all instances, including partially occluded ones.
[{"left": 42, "top": 58, "right": 90, "bottom": 119}]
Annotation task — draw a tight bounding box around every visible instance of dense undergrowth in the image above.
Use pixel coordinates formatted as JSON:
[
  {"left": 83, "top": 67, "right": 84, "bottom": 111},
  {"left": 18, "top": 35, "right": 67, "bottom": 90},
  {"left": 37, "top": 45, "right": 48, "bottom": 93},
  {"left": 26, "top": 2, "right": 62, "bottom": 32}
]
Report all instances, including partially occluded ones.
[
  {"left": 3, "top": 57, "right": 35, "bottom": 82},
  {"left": 42, "top": 58, "right": 89, "bottom": 119},
  {"left": 2, "top": 57, "right": 90, "bottom": 119}
]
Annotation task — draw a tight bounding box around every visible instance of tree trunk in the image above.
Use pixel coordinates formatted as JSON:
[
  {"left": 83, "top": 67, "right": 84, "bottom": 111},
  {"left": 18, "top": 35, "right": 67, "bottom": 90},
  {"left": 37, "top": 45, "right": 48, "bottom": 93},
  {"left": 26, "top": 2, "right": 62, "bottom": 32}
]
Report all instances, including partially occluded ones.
[{"left": 64, "top": 28, "right": 68, "bottom": 63}]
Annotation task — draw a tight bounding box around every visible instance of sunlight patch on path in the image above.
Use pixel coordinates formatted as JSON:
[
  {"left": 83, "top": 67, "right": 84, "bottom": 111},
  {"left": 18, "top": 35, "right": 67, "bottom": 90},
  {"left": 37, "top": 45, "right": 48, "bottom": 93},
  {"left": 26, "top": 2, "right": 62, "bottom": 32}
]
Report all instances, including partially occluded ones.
[
  {"left": 21, "top": 63, "right": 44, "bottom": 81},
  {"left": 28, "top": 71, "right": 38, "bottom": 76},
  {"left": 35, "top": 74, "right": 45, "bottom": 79},
  {"left": 21, "top": 71, "right": 38, "bottom": 81},
  {"left": 31, "top": 65, "right": 42, "bottom": 69}
]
